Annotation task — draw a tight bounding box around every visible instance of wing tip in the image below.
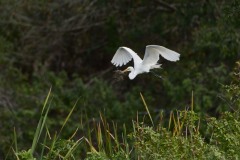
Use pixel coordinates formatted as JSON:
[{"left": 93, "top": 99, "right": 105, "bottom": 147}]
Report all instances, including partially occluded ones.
[{"left": 147, "top": 45, "right": 181, "bottom": 62}]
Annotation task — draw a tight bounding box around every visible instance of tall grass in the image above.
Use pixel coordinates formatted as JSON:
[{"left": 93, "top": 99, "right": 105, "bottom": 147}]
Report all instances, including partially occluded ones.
[
  {"left": 12, "top": 88, "right": 84, "bottom": 160},
  {"left": 85, "top": 90, "right": 240, "bottom": 159},
  {"left": 10, "top": 83, "right": 240, "bottom": 159}
]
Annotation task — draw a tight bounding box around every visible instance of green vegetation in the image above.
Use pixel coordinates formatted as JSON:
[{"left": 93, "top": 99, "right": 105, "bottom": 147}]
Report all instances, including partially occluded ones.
[
  {"left": 0, "top": 0, "right": 239, "bottom": 159},
  {"left": 11, "top": 63, "right": 240, "bottom": 159}
]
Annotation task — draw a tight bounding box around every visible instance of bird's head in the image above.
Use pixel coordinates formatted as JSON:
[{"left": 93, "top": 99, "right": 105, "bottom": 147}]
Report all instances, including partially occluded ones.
[{"left": 122, "top": 67, "right": 136, "bottom": 79}]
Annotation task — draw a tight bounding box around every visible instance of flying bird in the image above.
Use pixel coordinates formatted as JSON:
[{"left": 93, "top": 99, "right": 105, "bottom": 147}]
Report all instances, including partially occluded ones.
[{"left": 111, "top": 45, "right": 180, "bottom": 80}]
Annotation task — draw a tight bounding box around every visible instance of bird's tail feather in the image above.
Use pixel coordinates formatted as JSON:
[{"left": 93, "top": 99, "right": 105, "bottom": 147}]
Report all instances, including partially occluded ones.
[{"left": 151, "top": 64, "right": 162, "bottom": 69}]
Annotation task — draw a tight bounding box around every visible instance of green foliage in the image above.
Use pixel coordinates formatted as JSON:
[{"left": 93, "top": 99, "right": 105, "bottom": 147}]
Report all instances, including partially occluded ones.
[
  {"left": 86, "top": 110, "right": 240, "bottom": 160},
  {"left": 13, "top": 89, "right": 84, "bottom": 160},
  {"left": 43, "top": 139, "right": 76, "bottom": 160},
  {"left": 221, "top": 61, "right": 240, "bottom": 110},
  {"left": 86, "top": 151, "right": 130, "bottom": 160},
  {"left": 131, "top": 126, "right": 206, "bottom": 159},
  {"left": 208, "top": 112, "right": 240, "bottom": 159},
  {"left": 85, "top": 152, "right": 109, "bottom": 160},
  {"left": 16, "top": 150, "right": 36, "bottom": 160},
  {"left": 0, "top": 69, "right": 150, "bottom": 158},
  {"left": 9, "top": 62, "right": 240, "bottom": 159}
]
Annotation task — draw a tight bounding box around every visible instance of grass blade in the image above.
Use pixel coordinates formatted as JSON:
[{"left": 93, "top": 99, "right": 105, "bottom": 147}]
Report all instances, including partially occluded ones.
[
  {"left": 42, "top": 87, "right": 52, "bottom": 114},
  {"left": 140, "top": 92, "right": 154, "bottom": 126},
  {"left": 58, "top": 99, "right": 79, "bottom": 137},
  {"left": 31, "top": 104, "right": 51, "bottom": 155}
]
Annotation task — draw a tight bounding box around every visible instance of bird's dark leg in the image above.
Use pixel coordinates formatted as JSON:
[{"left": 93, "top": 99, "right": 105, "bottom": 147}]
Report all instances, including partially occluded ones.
[{"left": 150, "top": 71, "right": 164, "bottom": 80}]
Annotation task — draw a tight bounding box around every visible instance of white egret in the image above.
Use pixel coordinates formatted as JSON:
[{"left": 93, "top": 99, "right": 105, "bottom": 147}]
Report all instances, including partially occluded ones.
[{"left": 111, "top": 45, "right": 180, "bottom": 80}]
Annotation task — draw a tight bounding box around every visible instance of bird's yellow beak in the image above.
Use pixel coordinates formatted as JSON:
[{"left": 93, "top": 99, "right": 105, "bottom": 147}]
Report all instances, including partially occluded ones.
[{"left": 121, "top": 68, "right": 130, "bottom": 73}]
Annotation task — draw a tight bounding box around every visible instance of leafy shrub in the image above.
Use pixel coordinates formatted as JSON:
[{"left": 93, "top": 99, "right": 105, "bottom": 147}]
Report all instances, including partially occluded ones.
[{"left": 207, "top": 112, "right": 240, "bottom": 159}]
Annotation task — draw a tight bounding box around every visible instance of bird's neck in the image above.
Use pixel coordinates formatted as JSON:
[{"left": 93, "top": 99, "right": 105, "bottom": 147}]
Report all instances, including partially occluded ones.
[{"left": 129, "top": 68, "right": 136, "bottom": 79}]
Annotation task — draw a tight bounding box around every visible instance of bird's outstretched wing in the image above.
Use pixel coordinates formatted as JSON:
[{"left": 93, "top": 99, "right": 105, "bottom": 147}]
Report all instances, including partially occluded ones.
[
  {"left": 142, "top": 45, "right": 180, "bottom": 65},
  {"left": 111, "top": 47, "right": 142, "bottom": 67}
]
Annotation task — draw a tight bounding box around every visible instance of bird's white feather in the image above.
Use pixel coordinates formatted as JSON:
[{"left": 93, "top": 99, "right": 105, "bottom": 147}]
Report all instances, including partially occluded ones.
[
  {"left": 111, "top": 47, "right": 142, "bottom": 67},
  {"left": 142, "top": 45, "right": 180, "bottom": 65},
  {"left": 111, "top": 45, "right": 180, "bottom": 80},
  {"left": 142, "top": 46, "right": 160, "bottom": 65}
]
